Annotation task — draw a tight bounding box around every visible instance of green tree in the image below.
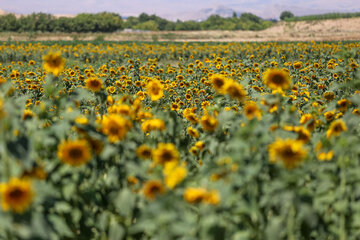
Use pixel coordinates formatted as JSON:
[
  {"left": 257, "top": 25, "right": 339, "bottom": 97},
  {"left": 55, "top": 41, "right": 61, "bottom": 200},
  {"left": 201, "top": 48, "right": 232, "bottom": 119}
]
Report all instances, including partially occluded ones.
[{"left": 280, "top": 11, "right": 294, "bottom": 20}]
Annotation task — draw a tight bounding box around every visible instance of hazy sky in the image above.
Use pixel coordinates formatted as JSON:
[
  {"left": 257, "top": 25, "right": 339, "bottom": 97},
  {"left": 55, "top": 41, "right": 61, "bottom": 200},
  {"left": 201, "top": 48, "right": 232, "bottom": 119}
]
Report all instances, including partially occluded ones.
[{"left": 1, "top": 0, "right": 360, "bottom": 19}]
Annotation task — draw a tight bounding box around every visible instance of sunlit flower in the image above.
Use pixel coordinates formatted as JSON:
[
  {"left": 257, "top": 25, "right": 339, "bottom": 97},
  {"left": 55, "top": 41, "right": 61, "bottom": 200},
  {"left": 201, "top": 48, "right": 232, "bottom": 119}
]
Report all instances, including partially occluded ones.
[{"left": 0, "top": 178, "right": 34, "bottom": 213}]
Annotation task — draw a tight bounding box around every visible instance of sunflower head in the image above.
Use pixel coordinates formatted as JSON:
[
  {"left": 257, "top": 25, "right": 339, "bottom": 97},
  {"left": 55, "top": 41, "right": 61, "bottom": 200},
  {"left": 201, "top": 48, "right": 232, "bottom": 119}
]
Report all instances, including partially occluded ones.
[
  {"left": 0, "top": 178, "right": 34, "bottom": 213},
  {"left": 263, "top": 68, "right": 291, "bottom": 91},
  {"left": 152, "top": 143, "right": 180, "bottom": 165},
  {"left": 146, "top": 79, "right": 164, "bottom": 101},
  {"left": 326, "top": 119, "right": 347, "bottom": 138},
  {"left": 57, "top": 139, "right": 92, "bottom": 166},
  {"left": 42, "top": 52, "right": 65, "bottom": 76},
  {"left": 268, "top": 138, "right": 307, "bottom": 169},
  {"left": 200, "top": 115, "right": 218, "bottom": 132},
  {"left": 85, "top": 77, "right": 103, "bottom": 92},
  {"left": 143, "top": 180, "right": 165, "bottom": 200}
]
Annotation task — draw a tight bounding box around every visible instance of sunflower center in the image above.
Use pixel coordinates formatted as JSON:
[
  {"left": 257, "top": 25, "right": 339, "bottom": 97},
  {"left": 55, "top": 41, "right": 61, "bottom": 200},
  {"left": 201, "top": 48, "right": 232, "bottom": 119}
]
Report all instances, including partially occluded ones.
[
  {"left": 282, "top": 147, "right": 295, "bottom": 158},
  {"left": 9, "top": 188, "right": 25, "bottom": 199},
  {"left": 272, "top": 74, "right": 285, "bottom": 84},
  {"left": 69, "top": 148, "right": 83, "bottom": 159},
  {"left": 161, "top": 151, "right": 173, "bottom": 162},
  {"left": 109, "top": 126, "right": 119, "bottom": 135}
]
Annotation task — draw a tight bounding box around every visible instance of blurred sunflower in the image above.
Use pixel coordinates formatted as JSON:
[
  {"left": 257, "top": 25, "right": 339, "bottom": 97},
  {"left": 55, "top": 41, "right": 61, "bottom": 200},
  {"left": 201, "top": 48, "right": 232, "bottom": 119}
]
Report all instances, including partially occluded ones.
[
  {"left": 136, "top": 144, "right": 152, "bottom": 159},
  {"left": 225, "top": 81, "right": 247, "bottom": 101},
  {"left": 85, "top": 77, "right": 103, "bottom": 92},
  {"left": 326, "top": 119, "right": 347, "bottom": 138},
  {"left": 243, "top": 101, "right": 261, "bottom": 120},
  {"left": 147, "top": 79, "right": 163, "bottom": 101},
  {"left": 143, "top": 180, "right": 165, "bottom": 200},
  {"left": 0, "top": 178, "right": 34, "bottom": 213},
  {"left": 42, "top": 52, "right": 65, "bottom": 76},
  {"left": 263, "top": 68, "right": 291, "bottom": 90},
  {"left": 101, "top": 114, "right": 132, "bottom": 143},
  {"left": 57, "top": 139, "right": 92, "bottom": 166},
  {"left": 200, "top": 115, "right": 218, "bottom": 132},
  {"left": 152, "top": 143, "right": 180, "bottom": 165},
  {"left": 268, "top": 138, "right": 307, "bottom": 169}
]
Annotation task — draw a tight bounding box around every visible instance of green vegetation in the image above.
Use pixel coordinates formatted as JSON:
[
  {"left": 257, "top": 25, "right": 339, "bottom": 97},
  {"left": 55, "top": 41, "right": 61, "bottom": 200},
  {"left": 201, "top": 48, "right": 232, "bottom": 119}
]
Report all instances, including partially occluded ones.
[
  {"left": 284, "top": 12, "right": 360, "bottom": 22},
  {"left": 0, "top": 12, "right": 273, "bottom": 32},
  {"left": 280, "top": 11, "right": 294, "bottom": 20}
]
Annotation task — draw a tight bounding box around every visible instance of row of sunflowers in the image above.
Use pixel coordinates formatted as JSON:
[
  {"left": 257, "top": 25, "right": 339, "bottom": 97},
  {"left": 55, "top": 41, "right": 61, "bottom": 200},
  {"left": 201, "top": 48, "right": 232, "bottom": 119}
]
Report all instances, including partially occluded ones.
[{"left": 0, "top": 41, "right": 360, "bottom": 239}]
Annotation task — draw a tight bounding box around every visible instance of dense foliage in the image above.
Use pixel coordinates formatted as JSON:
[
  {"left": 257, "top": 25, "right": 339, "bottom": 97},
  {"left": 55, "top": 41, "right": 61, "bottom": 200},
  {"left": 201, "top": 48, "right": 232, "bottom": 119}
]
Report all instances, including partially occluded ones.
[
  {"left": 0, "top": 41, "right": 360, "bottom": 240},
  {"left": 0, "top": 12, "right": 273, "bottom": 32},
  {"left": 284, "top": 12, "right": 360, "bottom": 22}
]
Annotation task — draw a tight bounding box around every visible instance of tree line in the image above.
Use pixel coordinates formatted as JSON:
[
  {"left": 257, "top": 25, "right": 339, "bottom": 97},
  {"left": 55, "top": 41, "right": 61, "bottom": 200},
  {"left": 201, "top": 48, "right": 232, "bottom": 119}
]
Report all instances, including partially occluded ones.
[{"left": 0, "top": 12, "right": 274, "bottom": 32}]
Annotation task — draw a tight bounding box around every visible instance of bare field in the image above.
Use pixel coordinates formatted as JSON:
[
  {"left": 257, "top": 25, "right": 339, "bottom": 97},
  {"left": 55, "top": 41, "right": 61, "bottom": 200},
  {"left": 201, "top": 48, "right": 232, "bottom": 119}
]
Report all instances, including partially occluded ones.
[{"left": 1, "top": 17, "right": 360, "bottom": 42}]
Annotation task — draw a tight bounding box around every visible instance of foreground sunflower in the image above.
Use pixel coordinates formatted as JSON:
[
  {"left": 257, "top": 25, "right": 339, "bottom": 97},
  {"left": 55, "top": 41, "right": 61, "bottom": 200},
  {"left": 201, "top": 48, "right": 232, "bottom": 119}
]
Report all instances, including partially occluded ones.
[
  {"left": 85, "top": 77, "right": 103, "bottom": 92},
  {"left": 57, "top": 139, "right": 92, "bottom": 166},
  {"left": 268, "top": 138, "right": 307, "bottom": 169},
  {"left": 0, "top": 178, "right": 34, "bottom": 213},
  {"left": 42, "top": 52, "right": 65, "bottom": 76},
  {"left": 146, "top": 79, "right": 164, "bottom": 101},
  {"left": 101, "top": 114, "right": 132, "bottom": 143},
  {"left": 225, "top": 81, "right": 247, "bottom": 101},
  {"left": 263, "top": 68, "right": 291, "bottom": 91},
  {"left": 210, "top": 74, "right": 229, "bottom": 93}
]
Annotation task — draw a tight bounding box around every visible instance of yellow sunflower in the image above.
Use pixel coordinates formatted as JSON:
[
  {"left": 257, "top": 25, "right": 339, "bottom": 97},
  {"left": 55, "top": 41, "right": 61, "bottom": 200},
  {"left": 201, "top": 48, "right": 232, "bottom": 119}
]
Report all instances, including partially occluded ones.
[
  {"left": 152, "top": 143, "right": 180, "bottom": 165},
  {"left": 263, "top": 68, "right": 291, "bottom": 90},
  {"left": 85, "top": 77, "right": 103, "bottom": 92},
  {"left": 141, "top": 119, "right": 166, "bottom": 132},
  {"left": 143, "top": 180, "right": 165, "bottom": 200},
  {"left": 57, "top": 139, "right": 92, "bottom": 166},
  {"left": 268, "top": 138, "right": 307, "bottom": 169},
  {"left": 146, "top": 79, "right": 164, "bottom": 101},
  {"left": 101, "top": 114, "right": 132, "bottom": 143},
  {"left": 210, "top": 74, "right": 229, "bottom": 93},
  {"left": 326, "top": 119, "right": 347, "bottom": 138},
  {"left": 200, "top": 115, "right": 218, "bottom": 132},
  {"left": 42, "top": 52, "right": 65, "bottom": 76},
  {"left": 0, "top": 178, "right": 34, "bottom": 213},
  {"left": 136, "top": 144, "right": 152, "bottom": 159},
  {"left": 243, "top": 101, "right": 262, "bottom": 120},
  {"left": 225, "top": 81, "right": 247, "bottom": 101}
]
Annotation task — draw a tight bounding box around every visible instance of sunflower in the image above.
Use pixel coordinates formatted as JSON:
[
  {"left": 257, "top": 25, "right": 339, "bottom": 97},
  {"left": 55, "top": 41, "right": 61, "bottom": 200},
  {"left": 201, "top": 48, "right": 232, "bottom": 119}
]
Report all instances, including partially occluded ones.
[
  {"left": 85, "top": 77, "right": 103, "bottom": 92},
  {"left": 0, "top": 178, "right": 34, "bottom": 213},
  {"left": 187, "top": 126, "right": 199, "bottom": 138},
  {"left": 263, "top": 68, "right": 291, "bottom": 90},
  {"left": 101, "top": 114, "right": 132, "bottom": 143},
  {"left": 326, "top": 119, "right": 347, "bottom": 138},
  {"left": 143, "top": 180, "right": 165, "bottom": 200},
  {"left": 42, "top": 52, "right": 65, "bottom": 76},
  {"left": 184, "top": 187, "right": 207, "bottom": 204},
  {"left": 136, "top": 144, "right": 152, "bottom": 159},
  {"left": 268, "top": 138, "right": 307, "bottom": 169},
  {"left": 141, "top": 119, "right": 166, "bottom": 132},
  {"left": 243, "top": 101, "right": 261, "bottom": 120},
  {"left": 210, "top": 74, "right": 229, "bottom": 93},
  {"left": 200, "top": 115, "right": 218, "bottom": 132},
  {"left": 225, "top": 81, "right": 247, "bottom": 101},
  {"left": 163, "top": 162, "right": 187, "bottom": 189},
  {"left": 146, "top": 79, "right": 163, "bottom": 101},
  {"left": 152, "top": 143, "right": 180, "bottom": 165},
  {"left": 57, "top": 139, "right": 92, "bottom": 166}
]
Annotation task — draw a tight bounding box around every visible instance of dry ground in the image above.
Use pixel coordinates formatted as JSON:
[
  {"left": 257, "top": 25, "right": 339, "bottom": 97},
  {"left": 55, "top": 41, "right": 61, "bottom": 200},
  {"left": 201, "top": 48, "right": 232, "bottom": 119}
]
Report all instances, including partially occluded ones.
[{"left": 1, "top": 17, "right": 360, "bottom": 42}]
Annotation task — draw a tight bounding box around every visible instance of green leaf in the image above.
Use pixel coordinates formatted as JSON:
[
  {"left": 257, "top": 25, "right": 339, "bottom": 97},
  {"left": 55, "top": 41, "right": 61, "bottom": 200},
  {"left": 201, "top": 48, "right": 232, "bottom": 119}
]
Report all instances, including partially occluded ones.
[{"left": 6, "top": 135, "right": 30, "bottom": 160}]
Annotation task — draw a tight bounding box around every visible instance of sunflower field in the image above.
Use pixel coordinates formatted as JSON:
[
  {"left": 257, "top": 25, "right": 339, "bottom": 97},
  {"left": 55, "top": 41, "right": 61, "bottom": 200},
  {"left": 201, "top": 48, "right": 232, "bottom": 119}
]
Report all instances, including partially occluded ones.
[{"left": 0, "top": 41, "right": 360, "bottom": 240}]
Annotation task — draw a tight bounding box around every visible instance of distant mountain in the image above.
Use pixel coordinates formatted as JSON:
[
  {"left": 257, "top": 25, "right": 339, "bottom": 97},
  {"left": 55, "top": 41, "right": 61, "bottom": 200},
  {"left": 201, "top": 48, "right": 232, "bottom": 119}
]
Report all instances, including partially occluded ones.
[
  {"left": 163, "top": 5, "right": 241, "bottom": 21},
  {"left": 0, "top": 8, "right": 8, "bottom": 15}
]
